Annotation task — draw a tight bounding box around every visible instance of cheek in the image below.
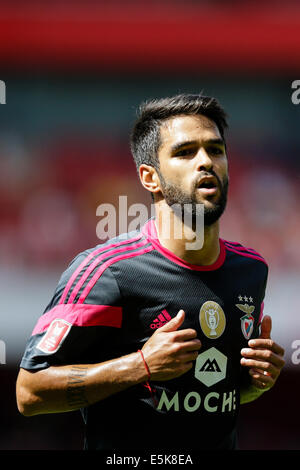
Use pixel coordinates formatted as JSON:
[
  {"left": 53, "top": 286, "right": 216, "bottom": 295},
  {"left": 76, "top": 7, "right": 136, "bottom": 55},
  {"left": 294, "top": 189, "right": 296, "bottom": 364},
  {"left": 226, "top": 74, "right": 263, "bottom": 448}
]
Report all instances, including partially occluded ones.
[
  {"left": 216, "top": 160, "right": 228, "bottom": 182},
  {"left": 160, "top": 163, "right": 188, "bottom": 186}
]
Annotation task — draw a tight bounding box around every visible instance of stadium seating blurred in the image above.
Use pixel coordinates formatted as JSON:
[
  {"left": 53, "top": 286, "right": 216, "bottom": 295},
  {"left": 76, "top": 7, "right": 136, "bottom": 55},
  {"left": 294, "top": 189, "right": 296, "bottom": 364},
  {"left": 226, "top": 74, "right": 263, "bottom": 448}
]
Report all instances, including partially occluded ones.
[
  {"left": 0, "top": 0, "right": 299, "bottom": 451},
  {"left": 0, "top": 134, "right": 299, "bottom": 272}
]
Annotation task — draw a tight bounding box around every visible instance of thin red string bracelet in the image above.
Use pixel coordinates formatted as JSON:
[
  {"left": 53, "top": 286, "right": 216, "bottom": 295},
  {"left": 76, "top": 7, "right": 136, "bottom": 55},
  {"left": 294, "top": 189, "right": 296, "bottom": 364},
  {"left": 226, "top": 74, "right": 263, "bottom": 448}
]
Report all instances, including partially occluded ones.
[
  {"left": 137, "top": 349, "right": 158, "bottom": 407},
  {"left": 138, "top": 349, "right": 151, "bottom": 381}
]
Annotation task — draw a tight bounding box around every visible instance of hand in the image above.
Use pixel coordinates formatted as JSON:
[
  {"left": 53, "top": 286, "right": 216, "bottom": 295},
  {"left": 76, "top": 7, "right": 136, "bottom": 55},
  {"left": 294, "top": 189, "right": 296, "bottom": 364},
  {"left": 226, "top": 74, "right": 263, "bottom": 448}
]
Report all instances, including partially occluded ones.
[
  {"left": 240, "top": 315, "right": 285, "bottom": 391},
  {"left": 142, "top": 310, "right": 201, "bottom": 381}
]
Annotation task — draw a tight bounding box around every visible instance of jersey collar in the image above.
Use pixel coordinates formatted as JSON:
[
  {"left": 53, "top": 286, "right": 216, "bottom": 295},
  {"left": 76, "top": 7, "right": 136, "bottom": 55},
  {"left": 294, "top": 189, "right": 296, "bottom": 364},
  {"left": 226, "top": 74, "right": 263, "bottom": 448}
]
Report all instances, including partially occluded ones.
[{"left": 142, "top": 218, "right": 226, "bottom": 271}]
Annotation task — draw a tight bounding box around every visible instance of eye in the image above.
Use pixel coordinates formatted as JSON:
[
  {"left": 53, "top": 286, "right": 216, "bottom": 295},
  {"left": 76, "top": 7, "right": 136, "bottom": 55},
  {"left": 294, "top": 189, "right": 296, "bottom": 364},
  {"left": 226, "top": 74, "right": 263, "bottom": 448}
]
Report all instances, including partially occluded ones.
[
  {"left": 174, "top": 147, "right": 196, "bottom": 157},
  {"left": 207, "top": 146, "right": 224, "bottom": 156}
]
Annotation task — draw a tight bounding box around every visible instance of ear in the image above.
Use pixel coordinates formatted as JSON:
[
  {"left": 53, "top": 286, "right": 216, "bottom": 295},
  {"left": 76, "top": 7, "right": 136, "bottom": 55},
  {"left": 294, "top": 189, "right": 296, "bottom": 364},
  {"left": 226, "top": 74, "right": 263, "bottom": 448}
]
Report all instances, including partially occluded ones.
[{"left": 139, "top": 164, "right": 161, "bottom": 196}]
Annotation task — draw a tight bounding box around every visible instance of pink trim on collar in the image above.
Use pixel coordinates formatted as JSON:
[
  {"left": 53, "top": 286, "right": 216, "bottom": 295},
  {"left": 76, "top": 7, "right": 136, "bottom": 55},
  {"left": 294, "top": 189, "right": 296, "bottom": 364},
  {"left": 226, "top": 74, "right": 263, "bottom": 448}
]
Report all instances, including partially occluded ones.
[{"left": 142, "top": 218, "right": 226, "bottom": 271}]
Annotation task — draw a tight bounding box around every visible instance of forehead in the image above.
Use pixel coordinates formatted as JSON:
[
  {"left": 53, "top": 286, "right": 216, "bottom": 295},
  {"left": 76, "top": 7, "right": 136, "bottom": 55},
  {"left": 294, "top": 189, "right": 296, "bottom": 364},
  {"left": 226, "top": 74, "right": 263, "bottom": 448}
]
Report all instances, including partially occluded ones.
[{"left": 159, "top": 114, "right": 222, "bottom": 150}]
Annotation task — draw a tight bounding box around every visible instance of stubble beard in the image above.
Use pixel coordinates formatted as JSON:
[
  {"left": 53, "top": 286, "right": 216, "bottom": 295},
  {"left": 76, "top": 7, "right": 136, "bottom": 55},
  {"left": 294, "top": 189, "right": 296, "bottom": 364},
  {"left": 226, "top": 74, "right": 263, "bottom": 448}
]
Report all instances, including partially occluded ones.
[{"left": 156, "top": 169, "right": 229, "bottom": 229}]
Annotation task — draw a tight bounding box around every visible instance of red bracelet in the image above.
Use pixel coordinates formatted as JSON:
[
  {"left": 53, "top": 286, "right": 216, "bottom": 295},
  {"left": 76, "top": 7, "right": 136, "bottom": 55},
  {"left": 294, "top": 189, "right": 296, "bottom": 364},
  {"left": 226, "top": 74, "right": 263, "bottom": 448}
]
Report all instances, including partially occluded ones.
[{"left": 138, "top": 349, "right": 151, "bottom": 381}]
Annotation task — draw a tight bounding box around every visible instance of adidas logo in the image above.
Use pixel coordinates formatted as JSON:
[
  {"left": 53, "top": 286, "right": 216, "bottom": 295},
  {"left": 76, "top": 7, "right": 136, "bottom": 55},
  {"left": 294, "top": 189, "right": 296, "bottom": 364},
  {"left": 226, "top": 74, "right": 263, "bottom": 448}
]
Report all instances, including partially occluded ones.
[{"left": 150, "top": 309, "right": 172, "bottom": 329}]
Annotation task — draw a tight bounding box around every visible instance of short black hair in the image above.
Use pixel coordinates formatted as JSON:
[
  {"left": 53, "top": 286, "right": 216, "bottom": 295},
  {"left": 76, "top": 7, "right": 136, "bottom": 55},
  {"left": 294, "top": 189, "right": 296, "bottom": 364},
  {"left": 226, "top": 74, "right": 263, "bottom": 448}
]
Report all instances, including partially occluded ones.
[{"left": 130, "top": 93, "right": 228, "bottom": 173}]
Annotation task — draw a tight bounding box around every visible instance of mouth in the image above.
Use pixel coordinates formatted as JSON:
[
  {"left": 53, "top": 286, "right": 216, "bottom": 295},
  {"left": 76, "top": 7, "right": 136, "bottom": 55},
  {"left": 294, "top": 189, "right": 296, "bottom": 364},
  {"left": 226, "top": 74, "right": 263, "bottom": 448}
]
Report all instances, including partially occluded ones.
[{"left": 196, "top": 177, "right": 219, "bottom": 195}]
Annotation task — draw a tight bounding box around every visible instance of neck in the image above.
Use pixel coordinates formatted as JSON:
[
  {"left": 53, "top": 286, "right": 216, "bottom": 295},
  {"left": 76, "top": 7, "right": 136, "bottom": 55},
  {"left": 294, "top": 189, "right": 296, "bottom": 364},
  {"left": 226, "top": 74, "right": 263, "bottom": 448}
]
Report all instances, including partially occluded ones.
[{"left": 154, "top": 201, "right": 220, "bottom": 266}]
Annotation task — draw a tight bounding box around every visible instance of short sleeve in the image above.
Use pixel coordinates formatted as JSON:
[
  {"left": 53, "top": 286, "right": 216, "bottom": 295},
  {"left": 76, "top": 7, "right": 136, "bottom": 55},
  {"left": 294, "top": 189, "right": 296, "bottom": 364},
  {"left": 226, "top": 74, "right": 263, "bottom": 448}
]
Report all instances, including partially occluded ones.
[{"left": 20, "top": 249, "right": 123, "bottom": 370}]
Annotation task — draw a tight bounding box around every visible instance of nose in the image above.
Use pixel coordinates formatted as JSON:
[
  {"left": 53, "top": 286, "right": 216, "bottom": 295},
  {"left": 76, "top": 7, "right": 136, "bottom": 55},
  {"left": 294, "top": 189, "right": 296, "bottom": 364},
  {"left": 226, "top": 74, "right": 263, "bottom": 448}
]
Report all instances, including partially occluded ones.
[{"left": 195, "top": 148, "right": 213, "bottom": 172}]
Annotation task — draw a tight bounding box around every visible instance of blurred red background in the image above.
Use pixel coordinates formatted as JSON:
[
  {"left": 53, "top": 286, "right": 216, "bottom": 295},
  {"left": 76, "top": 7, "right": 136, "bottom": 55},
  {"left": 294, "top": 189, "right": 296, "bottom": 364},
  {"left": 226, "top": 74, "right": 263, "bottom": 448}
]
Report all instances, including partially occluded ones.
[{"left": 0, "top": 0, "right": 299, "bottom": 450}]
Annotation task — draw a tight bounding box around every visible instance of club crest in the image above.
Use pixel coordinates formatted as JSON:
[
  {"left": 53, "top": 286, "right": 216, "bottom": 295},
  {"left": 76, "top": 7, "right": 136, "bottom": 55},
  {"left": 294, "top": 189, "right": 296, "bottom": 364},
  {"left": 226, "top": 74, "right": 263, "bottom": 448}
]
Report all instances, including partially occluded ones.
[
  {"left": 236, "top": 303, "right": 255, "bottom": 340},
  {"left": 240, "top": 313, "right": 254, "bottom": 340}
]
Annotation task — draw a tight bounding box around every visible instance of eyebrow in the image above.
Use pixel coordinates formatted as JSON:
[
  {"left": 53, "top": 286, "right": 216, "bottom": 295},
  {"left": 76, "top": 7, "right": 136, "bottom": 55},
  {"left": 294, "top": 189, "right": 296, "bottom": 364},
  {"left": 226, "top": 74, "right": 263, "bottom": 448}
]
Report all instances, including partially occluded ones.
[{"left": 170, "top": 138, "right": 225, "bottom": 154}]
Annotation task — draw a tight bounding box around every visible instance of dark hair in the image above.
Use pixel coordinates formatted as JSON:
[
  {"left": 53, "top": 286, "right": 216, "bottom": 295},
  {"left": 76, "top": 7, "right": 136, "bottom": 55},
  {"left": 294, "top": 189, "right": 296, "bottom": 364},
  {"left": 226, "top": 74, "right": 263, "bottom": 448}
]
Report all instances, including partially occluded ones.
[{"left": 130, "top": 93, "right": 228, "bottom": 172}]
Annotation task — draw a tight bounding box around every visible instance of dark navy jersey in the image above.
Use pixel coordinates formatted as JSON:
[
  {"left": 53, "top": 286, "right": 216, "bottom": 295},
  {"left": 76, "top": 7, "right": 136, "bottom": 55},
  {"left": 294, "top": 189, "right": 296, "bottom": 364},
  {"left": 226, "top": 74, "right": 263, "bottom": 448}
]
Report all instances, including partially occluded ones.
[{"left": 20, "top": 218, "right": 268, "bottom": 450}]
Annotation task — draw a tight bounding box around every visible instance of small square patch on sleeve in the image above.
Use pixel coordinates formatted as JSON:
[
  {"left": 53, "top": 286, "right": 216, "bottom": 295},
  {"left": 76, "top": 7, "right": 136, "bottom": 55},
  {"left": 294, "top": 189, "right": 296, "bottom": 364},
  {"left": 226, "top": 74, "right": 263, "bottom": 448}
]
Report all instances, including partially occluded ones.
[{"left": 36, "top": 319, "right": 72, "bottom": 354}]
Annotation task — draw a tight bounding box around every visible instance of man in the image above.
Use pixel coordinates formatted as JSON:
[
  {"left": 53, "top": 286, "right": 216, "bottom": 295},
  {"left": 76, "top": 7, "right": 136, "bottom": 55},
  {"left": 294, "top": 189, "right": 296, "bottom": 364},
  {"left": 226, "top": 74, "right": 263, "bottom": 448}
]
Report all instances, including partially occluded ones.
[{"left": 16, "top": 94, "right": 285, "bottom": 450}]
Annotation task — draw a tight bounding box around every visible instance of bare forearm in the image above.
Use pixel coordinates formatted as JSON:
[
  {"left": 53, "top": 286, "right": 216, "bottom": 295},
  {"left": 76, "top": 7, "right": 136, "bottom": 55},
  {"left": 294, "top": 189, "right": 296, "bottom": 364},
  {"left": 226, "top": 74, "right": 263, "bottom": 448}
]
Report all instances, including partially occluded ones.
[
  {"left": 17, "top": 310, "right": 202, "bottom": 416},
  {"left": 16, "top": 352, "right": 147, "bottom": 416}
]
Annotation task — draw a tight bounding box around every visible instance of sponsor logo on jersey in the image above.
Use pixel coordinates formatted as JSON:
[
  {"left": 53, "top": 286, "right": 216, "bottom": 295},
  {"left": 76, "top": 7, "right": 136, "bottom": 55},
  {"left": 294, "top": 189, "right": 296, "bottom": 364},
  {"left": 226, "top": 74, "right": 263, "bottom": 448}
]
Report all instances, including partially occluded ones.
[
  {"left": 194, "top": 347, "right": 227, "bottom": 387},
  {"left": 235, "top": 302, "right": 255, "bottom": 340},
  {"left": 36, "top": 318, "right": 72, "bottom": 354},
  {"left": 150, "top": 309, "right": 172, "bottom": 329},
  {"left": 157, "top": 388, "right": 237, "bottom": 414},
  {"left": 199, "top": 301, "right": 226, "bottom": 339}
]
